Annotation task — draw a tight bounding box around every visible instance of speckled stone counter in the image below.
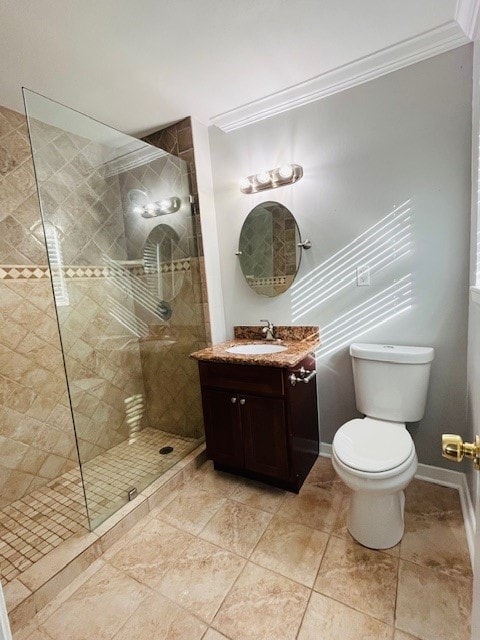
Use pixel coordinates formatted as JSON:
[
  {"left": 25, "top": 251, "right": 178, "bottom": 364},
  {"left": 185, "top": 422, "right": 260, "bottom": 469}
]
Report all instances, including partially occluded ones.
[{"left": 190, "top": 325, "right": 320, "bottom": 368}]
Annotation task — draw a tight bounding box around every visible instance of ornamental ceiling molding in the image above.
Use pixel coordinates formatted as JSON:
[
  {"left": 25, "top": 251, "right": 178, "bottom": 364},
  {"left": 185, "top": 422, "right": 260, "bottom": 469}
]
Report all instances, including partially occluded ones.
[{"left": 211, "top": 7, "right": 479, "bottom": 133}]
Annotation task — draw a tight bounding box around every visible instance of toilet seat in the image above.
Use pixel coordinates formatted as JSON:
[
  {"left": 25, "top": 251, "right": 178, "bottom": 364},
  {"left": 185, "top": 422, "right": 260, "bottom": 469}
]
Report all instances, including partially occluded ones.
[{"left": 333, "top": 417, "right": 414, "bottom": 473}]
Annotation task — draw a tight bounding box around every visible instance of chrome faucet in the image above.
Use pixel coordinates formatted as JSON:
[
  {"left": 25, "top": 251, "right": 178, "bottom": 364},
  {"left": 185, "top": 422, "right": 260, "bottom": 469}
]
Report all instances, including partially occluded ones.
[{"left": 260, "top": 319, "right": 276, "bottom": 341}]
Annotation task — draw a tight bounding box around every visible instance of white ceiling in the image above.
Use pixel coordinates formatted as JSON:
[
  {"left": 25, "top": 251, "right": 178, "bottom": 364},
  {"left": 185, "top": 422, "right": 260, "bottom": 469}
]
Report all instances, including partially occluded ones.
[{"left": 0, "top": 1, "right": 478, "bottom": 135}]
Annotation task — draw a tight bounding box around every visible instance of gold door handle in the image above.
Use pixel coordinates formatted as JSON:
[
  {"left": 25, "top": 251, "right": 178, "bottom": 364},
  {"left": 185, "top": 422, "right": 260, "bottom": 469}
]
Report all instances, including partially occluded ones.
[{"left": 442, "top": 434, "right": 480, "bottom": 470}]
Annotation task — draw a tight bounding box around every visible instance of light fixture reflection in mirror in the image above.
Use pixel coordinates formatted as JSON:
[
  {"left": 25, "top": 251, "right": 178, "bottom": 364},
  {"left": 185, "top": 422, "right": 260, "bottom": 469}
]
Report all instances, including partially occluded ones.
[
  {"left": 138, "top": 197, "right": 182, "bottom": 218},
  {"left": 239, "top": 164, "right": 303, "bottom": 194},
  {"left": 128, "top": 189, "right": 181, "bottom": 218}
]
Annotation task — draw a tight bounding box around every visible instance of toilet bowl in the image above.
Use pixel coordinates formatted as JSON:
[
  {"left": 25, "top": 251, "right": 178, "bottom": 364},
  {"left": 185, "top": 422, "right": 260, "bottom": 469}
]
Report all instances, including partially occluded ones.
[
  {"left": 332, "top": 417, "right": 417, "bottom": 549},
  {"left": 332, "top": 343, "right": 434, "bottom": 549}
]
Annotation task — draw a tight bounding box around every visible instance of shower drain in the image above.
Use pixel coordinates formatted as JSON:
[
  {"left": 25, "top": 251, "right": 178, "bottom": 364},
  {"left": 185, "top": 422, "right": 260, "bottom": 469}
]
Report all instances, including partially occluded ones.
[{"left": 159, "top": 446, "right": 174, "bottom": 455}]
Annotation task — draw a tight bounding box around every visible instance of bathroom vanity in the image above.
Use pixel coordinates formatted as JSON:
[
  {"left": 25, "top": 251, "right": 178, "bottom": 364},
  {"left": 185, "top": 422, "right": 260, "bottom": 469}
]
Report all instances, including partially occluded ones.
[{"left": 191, "top": 326, "right": 320, "bottom": 492}]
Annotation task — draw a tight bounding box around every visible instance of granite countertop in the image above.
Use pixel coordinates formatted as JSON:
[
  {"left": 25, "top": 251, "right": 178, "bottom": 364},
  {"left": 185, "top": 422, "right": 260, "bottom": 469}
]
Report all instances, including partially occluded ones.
[{"left": 190, "top": 325, "right": 320, "bottom": 369}]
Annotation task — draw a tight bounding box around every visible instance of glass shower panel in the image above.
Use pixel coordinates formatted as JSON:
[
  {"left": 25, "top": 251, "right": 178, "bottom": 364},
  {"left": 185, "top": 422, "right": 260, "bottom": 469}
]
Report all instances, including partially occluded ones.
[{"left": 23, "top": 90, "right": 206, "bottom": 528}]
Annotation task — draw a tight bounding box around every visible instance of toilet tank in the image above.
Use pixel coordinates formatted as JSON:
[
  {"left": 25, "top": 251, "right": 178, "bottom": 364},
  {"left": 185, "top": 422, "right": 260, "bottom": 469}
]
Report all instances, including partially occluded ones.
[{"left": 350, "top": 343, "right": 434, "bottom": 422}]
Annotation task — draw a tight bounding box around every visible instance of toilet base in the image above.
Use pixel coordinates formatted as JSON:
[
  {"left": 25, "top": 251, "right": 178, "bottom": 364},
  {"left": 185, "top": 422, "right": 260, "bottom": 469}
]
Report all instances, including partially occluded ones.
[{"left": 347, "top": 490, "right": 405, "bottom": 549}]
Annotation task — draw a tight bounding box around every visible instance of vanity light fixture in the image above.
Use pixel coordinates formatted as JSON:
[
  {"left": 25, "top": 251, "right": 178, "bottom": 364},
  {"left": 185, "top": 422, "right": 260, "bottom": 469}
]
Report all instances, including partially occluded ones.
[{"left": 239, "top": 163, "right": 303, "bottom": 194}]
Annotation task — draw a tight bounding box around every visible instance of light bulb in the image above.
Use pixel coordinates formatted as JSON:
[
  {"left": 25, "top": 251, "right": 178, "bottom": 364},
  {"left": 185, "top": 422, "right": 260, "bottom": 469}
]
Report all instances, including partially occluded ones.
[
  {"left": 239, "top": 177, "right": 251, "bottom": 190},
  {"left": 256, "top": 171, "right": 271, "bottom": 185},
  {"left": 278, "top": 164, "right": 294, "bottom": 180},
  {"left": 158, "top": 199, "right": 172, "bottom": 212}
]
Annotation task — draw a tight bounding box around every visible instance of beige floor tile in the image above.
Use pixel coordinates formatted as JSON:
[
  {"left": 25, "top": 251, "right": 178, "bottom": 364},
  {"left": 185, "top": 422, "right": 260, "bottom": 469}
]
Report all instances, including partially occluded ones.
[
  {"left": 297, "top": 592, "right": 392, "bottom": 640},
  {"left": 400, "top": 510, "right": 471, "bottom": 578},
  {"left": 304, "top": 456, "right": 348, "bottom": 493},
  {"left": 157, "top": 538, "right": 245, "bottom": 623},
  {"left": 155, "top": 484, "right": 226, "bottom": 535},
  {"left": 41, "top": 563, "right": 150, "bottom": 640},
  {"left": 229, "top": 478, "right": 285, "bottom": 514},
  {"left": 107, "top": 518, "right": 194, "bottom": 588},
  {"left": 314, "top": 535, "right": 398, "bottom": 624},
  {"left": 21, "top": 629, "right": 54, "bottom": 640},
  {"left": 100, "top": 518, "right": 151, "bottom": 561},
  {"left": 213, "top": 562, "right": 310, "bottom": 640},
  {"left": 405, "top": 480, "right": 462, "bottom": 516},
  {"left": 250, "top": 515, "right": 328, "bottom": 587},
  {"left": 203, "top": 631, "right": 231, "bottom": 640},
  {"left": 14, "top": 623, "right": 54, "bottom": 640},
  {"left": 394, "top": 631, "right": 420, "bottom": 640},
  {"left": 276, "top": 484, "right": 342, "bottom": 533},
  {"left": 396, "top": 560, "right": 472, "bottom": 640},
  {"left": 191, "top": 461, "right": 240, "bottom": 497},
  {"left": 331, "top": 493, "right": 350, "bottom": 538},
  {"left": 199, "top": 499, "right": 272, "bottom": 557},
  {"left": 111, "top": 591, "right": 207, "bottom": 639}
]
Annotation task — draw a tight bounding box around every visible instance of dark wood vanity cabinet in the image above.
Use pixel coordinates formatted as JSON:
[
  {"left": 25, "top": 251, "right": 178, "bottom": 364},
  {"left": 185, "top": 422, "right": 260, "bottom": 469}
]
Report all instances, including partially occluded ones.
[{"left": 198, "top": 355, "right": 319, "bottom": 492}]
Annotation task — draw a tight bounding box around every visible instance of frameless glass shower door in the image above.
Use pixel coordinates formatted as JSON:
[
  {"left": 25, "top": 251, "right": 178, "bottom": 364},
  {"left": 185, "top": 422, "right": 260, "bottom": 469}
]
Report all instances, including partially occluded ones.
[{"left": 24, "top": 90, "right": 206, "bottom": 528}]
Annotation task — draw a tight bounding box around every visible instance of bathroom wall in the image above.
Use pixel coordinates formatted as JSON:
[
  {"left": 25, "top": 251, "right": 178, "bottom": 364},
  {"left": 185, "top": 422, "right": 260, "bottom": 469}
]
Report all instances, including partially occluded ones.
[
  {"left": 115, "top": 144, "right": 207, "bottom": 439},
  {"left": 0, "top": 105, "right": 79, "bottom": 505},
  {"left": 209, "top": 45, "right": 473, "bottom": 469},
  {"left": 26, "top": 115, "right": 147, "bottom": 464}
]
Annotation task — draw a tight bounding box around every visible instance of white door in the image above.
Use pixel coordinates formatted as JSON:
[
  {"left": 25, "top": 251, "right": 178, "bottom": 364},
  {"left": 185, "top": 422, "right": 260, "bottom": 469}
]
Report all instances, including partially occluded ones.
[
  {"left": 0, "top": 583, "right": 12, "bottom": 640},
  {"left": 472, "top": 469, "right": 480, "bottom": 640}
]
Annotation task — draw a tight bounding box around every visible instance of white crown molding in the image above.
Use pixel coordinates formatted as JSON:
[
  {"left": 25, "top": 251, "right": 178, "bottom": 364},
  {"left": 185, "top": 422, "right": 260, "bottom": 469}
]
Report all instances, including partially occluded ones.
[
  {"left": 456, "top": 0, "right": 480, "bottom": 40},
  {"left": 319, "top": 443, "right": 475, "bottom": 569},
  {"left": 211, "top": 21, "right": 469, "bottom": 132}
]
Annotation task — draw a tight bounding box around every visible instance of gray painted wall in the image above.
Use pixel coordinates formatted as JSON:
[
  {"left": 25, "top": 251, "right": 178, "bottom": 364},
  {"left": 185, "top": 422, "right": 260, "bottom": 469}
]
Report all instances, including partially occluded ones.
[{"left": 209, "top": 45, "right": 472, "bottom": 470}]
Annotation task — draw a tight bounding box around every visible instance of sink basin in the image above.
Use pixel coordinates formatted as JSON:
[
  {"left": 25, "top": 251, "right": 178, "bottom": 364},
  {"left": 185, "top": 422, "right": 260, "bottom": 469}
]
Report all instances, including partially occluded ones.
[{"left": 226, "top": 343, "right": 288, "bottom": 355}]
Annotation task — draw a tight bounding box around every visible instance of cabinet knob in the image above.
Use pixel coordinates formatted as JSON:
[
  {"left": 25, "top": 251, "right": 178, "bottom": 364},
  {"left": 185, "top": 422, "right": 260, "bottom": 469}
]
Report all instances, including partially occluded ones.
[
  {"left": 240, "top": 398, "right": 246, "bottom": 405},
  {"left": 231, "top": 397, "right": 237, "bottom": 404}
]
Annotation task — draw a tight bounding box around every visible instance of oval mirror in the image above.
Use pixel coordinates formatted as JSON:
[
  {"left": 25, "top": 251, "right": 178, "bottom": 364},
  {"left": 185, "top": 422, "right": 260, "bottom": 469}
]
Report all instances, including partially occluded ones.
[
  {"left": 143, "top": 223, "right": 188, "bottom": 305},
  {"left": 238, "top": 201, "right": 302, "bottom": 297}
]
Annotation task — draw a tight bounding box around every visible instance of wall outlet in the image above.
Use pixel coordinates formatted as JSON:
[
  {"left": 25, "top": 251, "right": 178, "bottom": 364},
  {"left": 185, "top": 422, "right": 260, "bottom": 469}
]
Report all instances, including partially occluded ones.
[{"left": 356, "top": 265, "right": 370, "bottom": 286}]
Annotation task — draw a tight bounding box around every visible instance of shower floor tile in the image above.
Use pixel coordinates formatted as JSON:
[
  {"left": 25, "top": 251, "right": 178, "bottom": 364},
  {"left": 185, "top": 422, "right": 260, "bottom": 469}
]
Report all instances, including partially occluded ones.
[
  {"left": 14, "top": 457, "right": 474, "bottom": 640},
  {"left": 0, "top": 428, "right": 202, "bottom": 585}
]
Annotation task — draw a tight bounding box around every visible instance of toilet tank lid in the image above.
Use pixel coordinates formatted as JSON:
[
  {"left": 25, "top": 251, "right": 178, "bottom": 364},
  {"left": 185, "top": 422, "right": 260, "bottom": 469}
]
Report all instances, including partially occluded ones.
[{"left": 349, "top": 343, "right": 434, "bottom": 364}]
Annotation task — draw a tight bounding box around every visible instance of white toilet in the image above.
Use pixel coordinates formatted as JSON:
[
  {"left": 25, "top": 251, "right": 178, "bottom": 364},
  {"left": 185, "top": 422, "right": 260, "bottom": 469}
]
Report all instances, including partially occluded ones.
[{"left": 332, "top": 342, "right": 434, "bottom": 549}]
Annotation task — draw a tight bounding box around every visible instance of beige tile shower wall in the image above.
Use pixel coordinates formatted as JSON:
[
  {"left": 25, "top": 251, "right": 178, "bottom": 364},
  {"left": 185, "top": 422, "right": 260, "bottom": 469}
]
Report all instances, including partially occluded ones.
[
  {"left": 0, "top": 105, "right": 81, "bottom": 506},
  {"left": 138, "top": 257, "right": 206, "bottom": 439},
  {"left": 0, "top": 103, "right": 147, "bottom": 505},
  {"left": 143, "top": 117, "right": 212, "bottom": 343},
  {"left": 27, "top": 115, "right": 149, "bottom": 460},
  {"left": 59, "top": 275, "right": 147, "bottom": 462},
  {"left": 117, "top": 127, "right": 208, "bottom": 439},
  {"left": 0, "top": 278, "right": 79, "bottom": 507}
]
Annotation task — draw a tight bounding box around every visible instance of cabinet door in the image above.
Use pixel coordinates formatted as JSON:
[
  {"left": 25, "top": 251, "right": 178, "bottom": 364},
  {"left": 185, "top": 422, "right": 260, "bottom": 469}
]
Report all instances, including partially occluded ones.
[
  {"left": 202, "top": 389, "right": 244, "bottom": 468},
  {"left": 241, "top": 395, "right": 289, "bottom": 479}
]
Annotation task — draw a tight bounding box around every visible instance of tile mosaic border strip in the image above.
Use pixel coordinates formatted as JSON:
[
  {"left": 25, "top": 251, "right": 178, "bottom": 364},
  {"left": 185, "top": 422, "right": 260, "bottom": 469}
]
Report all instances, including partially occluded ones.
[
  {"left": 0, "top": 259, "right": 191, "bottom": 281},
  {"left": 245, "top": 275, "right": 293, "bottom": 287}
]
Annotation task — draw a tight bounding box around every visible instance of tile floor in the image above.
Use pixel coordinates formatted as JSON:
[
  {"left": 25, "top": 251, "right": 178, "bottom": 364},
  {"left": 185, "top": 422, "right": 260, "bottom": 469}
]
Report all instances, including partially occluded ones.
[
  {"left": 0, "top": 428, "right": 202, "bottom": 585},
  {"left": 14, "top": 456, "right": 473, "bottom": 640}
]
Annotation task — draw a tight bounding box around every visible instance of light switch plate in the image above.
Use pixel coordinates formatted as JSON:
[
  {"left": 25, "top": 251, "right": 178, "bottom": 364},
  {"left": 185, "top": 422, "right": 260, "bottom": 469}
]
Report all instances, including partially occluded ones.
[{"left": 356, "top": 265, "right": 370, "bottom": 286}]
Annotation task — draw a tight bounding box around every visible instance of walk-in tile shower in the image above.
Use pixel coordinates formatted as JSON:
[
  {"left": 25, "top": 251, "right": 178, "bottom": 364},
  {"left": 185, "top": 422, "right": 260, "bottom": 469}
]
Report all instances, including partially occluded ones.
[{"left": 0, "top": 91, "right": 207, "bottom": 585}]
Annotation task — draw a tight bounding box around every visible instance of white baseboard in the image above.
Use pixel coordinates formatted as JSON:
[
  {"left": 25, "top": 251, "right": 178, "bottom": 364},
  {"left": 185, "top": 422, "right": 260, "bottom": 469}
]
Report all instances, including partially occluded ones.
[
  {"left": 319, "top": 442, "right": 476, "bottom": 567},
  {"left": 319, "top": 442, "right": 333, "bottom": 457}
]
